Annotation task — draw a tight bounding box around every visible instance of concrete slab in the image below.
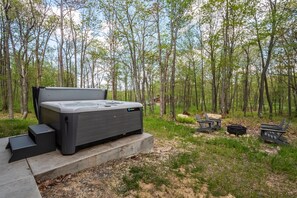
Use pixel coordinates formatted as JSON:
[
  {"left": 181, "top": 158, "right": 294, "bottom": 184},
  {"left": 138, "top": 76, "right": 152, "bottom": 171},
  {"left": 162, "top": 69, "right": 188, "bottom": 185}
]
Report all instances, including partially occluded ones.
[
  {"left": 0, "top": 133, "right": 153, "bottom": 197},
  {"left": 0, "top": 137, "right": 8, "bottom": 150},
  {"left": 28, "top": 133, "right": 154, "bottom": 181},
  {"left": 0, "top": 176, "right": 41, "bottom": 198},
  {"left": 0, "top": 151, "right": 31, "bottom": 186},
  {"left": 0, "top": 137, "right": 41, "bottom": 198},
  {"left": 0, "top": 138, "right": 32, "bottom": 186}
]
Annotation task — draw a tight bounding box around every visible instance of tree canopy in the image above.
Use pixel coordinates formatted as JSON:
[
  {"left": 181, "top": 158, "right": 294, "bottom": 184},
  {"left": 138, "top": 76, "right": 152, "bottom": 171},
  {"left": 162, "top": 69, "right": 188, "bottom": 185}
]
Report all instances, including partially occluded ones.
[{"left": 0, "top": 0, "right": 296, "bottom": 119}]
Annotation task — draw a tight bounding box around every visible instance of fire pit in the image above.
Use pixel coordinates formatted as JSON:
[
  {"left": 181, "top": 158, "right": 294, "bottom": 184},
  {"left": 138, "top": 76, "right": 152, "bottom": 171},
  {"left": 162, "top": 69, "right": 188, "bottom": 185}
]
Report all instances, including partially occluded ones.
[{"left": 227, "top": 124, "right": 247, "bottom": 135}]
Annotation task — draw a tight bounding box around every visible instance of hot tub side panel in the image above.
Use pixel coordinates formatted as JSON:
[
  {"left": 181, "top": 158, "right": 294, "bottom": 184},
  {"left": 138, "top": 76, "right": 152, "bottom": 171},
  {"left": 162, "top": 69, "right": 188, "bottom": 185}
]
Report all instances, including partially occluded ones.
[
  {"left": 75, "top": 108, "right": 143, "bottom": 146},
  {"left": 40, "top": 107, "right": 78, "bottom": 155},
  {"left": 40, "top": 106, "right": 143, "bottom": 155}
]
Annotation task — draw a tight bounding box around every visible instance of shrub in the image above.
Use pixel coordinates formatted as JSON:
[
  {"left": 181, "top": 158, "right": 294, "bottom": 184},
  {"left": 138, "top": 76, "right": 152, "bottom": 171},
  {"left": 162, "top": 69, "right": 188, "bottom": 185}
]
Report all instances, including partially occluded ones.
[{"left": 176, "top": 115, "right": 196, "bottom": 124}]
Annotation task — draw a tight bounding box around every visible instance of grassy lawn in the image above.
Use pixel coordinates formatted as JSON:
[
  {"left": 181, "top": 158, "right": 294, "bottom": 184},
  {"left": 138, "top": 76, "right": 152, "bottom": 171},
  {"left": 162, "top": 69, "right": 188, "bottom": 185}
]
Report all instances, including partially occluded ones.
[
  {"left": 1, "top": 113, "right": 296, "bottom": 197},
  {"left": 0, "top": 113, "right": 37, "bottom": 138},
  {"left": 120, "top": 114, "right": 297, "bottom": 197}
]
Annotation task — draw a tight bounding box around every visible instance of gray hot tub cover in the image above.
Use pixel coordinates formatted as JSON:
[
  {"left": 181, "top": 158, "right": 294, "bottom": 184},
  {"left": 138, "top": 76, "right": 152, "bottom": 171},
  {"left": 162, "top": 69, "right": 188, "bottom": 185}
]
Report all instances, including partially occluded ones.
[{"left": 40, "top": 100, "right": 143, "bottom": 113}]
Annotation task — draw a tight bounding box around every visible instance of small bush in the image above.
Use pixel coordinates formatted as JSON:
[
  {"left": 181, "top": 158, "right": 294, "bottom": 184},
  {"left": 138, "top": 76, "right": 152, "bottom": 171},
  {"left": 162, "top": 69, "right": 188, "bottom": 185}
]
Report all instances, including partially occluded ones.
[{"left": 176, "top": 115, "right": 196, "bottom": 124}]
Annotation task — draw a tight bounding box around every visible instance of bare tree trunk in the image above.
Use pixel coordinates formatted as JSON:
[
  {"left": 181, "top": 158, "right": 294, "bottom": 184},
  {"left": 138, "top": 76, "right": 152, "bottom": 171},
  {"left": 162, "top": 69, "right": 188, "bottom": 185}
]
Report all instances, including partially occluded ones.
[
  {"left": 200, "top": 47, "right": 206, "bottom": 112},
  {"left": 243, "top": 47, "right": 250, "bottom": 116},
  {"left": 147, "top": 59, "right": 154, "bottom": 114},
  {"left": 20, "top": 63, "right": 28, "bottom": 119},
  {"left": 35, "top": 31, "right": 41, "bottom": 87},
  {"left": 256, "top": 1, "right": 277, "bottom": 118},
  {"left": 80, "top": 34, "right": 85, "bottom": 88},
  {"left": 20, "top": 32, "right": 32, "bottom": 119},
  {"left": 4, "top": 2, "right": 13, "bottom": 119},
  {"left": 70, "top": 9, "right": 78, "bottom": 87},
  {"left": 141, "top": 20, "right": 147, "bottom": 115},
  {"left": 230, "top": 72, "right": 238, "bottom": 113},
  {"left": 264, "top": 75, "right": 273, "bottom": 117},
  {"left": 156, "top": 0, "right": 165, "bottom": 117},
  {"left": 59, "top": 0, "right": 64, "bottom": 87},
  {"left": 0, "top": 20, "right": 8, "bottom": 111},
  {"left": 170, "top": 26, "right": 178, "bottom": 120},
  {"left": 220, "top": 0, "right": 229, "bottom": 116},
  {"left": 287, "top": 56, "right": 292, "bottom": 118},
  {"left": 111, "top": 32, "right": 117, "bottom": 99},
  {"left": 210, "top": 47, "right": 217, "bottom": 113},
  {"left": 91, "top": 60, "right": 95, "bottom": 88},
  {"left": 65, "top": 41, "right": 70, "bottom": 87},
  {"left": 10, "top": 41, "right": 23, "bottom": 115},
  {"left": 193, "top": 60, "right": 199, "bottom": 111},
  {"left": 124, "top": 73, "right": 128, "bottom": 101}
]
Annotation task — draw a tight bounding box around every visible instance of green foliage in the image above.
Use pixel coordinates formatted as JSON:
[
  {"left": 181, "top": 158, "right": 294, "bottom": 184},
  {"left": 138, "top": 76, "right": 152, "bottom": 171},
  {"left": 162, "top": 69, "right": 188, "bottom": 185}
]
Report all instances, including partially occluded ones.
[
  {"left": 40, "top": 65, "right": 59, "bottom": 87},
  {"left": 0, "top": 116, "right": 37, "bottom": 138},
  {"left": 176, "top": 115, "right": 196, "bottom": 124}
]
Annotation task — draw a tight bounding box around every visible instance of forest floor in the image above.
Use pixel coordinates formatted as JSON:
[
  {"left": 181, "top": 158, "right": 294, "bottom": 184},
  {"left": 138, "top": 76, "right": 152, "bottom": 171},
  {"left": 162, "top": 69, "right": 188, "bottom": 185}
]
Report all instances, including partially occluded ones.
[{"left": 1, "top": 113, "right": 297, "bottom": 197}]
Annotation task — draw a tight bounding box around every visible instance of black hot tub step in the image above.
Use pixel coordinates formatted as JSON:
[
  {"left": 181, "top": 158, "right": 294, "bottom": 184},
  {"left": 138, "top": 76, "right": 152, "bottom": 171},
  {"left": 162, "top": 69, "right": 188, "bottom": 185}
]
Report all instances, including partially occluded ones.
[
  {"left": 29, "top": 124, "right": 55, "bottom": 137},
  {"left": 6, "top": 124, "right": 56, "bottom": 163},
  {"left": 28, "top": 124, "right": 56, "bottom": 154},
  {"left": 6, "top": 135, "right": 37, "bottom": 163}
]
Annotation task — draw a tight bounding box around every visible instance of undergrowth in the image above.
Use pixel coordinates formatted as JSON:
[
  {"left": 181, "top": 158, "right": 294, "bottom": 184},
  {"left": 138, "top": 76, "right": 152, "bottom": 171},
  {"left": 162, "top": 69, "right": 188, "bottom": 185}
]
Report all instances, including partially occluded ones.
[{"left": 0, "top": 114, "right": 37, "bottom": 138}]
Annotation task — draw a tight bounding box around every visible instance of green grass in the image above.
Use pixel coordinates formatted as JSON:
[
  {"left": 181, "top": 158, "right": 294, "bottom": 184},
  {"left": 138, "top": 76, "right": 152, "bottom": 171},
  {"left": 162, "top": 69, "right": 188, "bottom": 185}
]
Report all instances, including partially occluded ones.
[
  {"left": 271, "top": 144, "right": 297, "bottom": 181},
  {"left": 0, "top": 115, "right": 37, "bottom": 138},
  {"left": 141, "top": 115, "right": 297, "bottom": 197},
  {"left": 169, "top": 152, "right": 197, "bottom": 169},
  {"left": 192, "top": 141, "right": 269, "bottom": 197},
  {"left": 144, "top": 115, "right": 196, "bottom": 139},
  {"left": 206, "top": 137, "right": 250, "bottom": 153},
  {"left": 120, "top": 165, "right": 170, "bottom": 193}
]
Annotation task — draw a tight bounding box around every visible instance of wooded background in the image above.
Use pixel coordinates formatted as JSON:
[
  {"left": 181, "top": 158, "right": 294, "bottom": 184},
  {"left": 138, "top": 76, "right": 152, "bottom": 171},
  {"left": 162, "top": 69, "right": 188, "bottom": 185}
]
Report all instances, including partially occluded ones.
[{"left": 0, "top": 0, "right": 296, "bottom": 120}]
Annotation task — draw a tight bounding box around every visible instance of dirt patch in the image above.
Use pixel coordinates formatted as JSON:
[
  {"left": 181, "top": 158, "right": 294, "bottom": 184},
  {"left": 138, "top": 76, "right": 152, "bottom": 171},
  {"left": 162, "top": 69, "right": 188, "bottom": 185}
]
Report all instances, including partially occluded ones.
[
  {"left": 265, "top": 174, "right": 297, "bottom": 196},
  {"left": 259, "top": 145, "right": 280, "bottom": 155},
  {"left": 39, "top": 137, "right": 237, "bottom": 198},
  {"left": 39, "top": 138, "right": 181, "bottom": 198}
]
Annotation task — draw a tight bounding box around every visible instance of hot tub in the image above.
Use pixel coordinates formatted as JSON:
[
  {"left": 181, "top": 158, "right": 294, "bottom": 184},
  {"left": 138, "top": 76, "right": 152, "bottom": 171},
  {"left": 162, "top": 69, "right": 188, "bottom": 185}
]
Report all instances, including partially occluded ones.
[{"left": 33, "top": 87, "right": 143, "bottom": 155}]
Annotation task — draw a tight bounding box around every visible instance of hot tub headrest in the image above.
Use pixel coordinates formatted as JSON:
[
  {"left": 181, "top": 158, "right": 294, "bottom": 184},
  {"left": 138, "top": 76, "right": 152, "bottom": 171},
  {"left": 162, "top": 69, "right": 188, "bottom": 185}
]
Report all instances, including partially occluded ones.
[{"left": 38, "top": 87, "right": 107, "bottom": 103}]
